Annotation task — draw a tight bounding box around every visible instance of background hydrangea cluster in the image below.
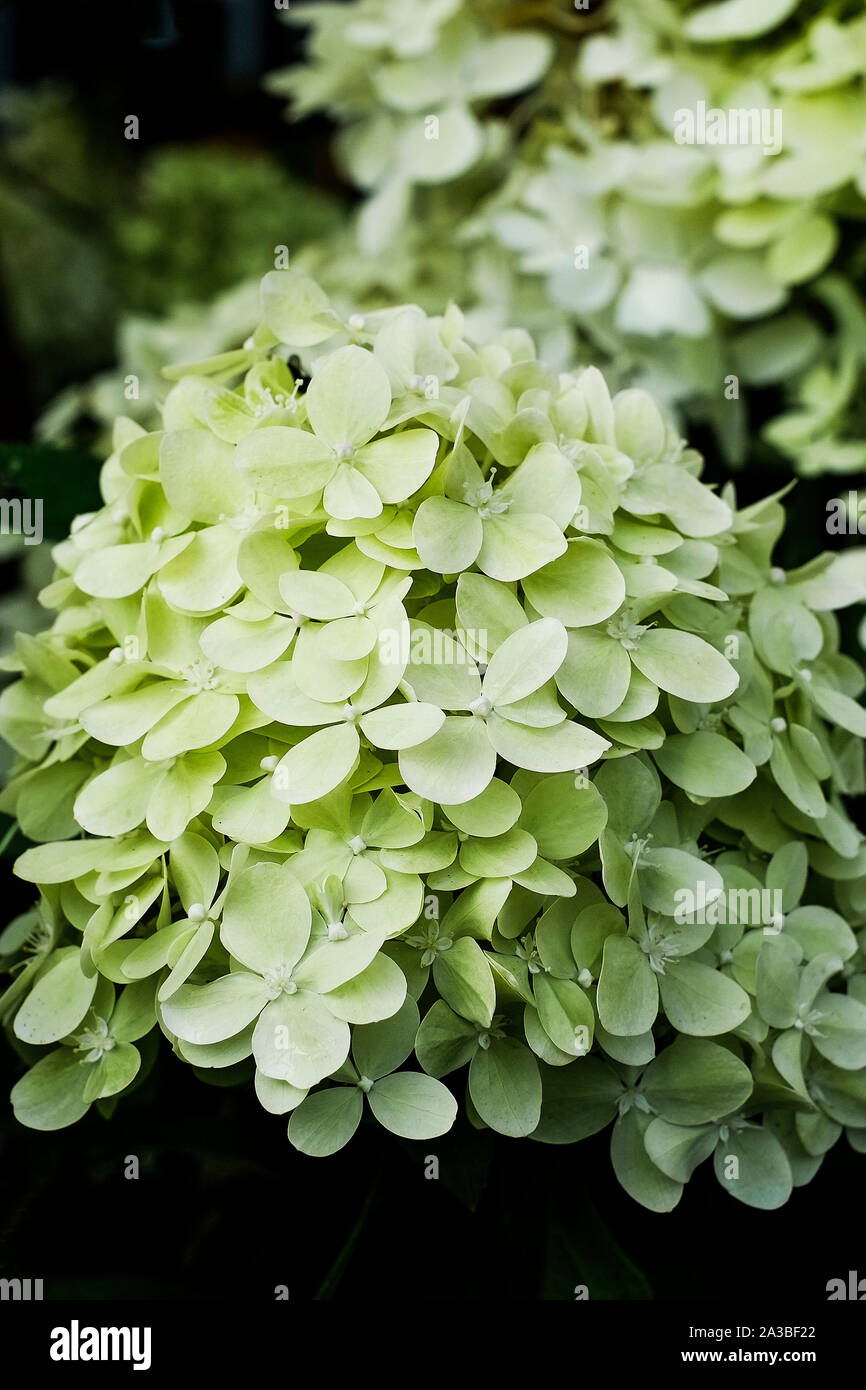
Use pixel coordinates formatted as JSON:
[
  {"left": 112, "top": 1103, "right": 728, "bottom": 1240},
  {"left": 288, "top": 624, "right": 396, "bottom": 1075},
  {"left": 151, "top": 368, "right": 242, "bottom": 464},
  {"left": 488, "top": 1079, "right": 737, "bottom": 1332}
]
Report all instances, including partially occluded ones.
[
  {"left": 2, "top": 270, "right": 865, "bottom": 1211},
  {"left": 269, "top": 0, "right": 866, "bottom": 479}
]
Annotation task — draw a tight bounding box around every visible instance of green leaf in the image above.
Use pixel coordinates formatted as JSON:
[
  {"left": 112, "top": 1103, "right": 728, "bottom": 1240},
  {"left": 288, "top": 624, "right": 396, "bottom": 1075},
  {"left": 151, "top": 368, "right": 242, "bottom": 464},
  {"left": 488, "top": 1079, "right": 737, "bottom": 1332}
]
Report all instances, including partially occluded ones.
[
  {"left": 713, "top": 1127, "right": 793, "bottom": 1209},
  {"left": 220, "top": 862, "right": 311, "bottom": 975},
  {"left": 611, "top": 1109, "right": 682, "bottom": 1212},
  {"left": 482, "top": 619, "right": 567, "bottom": 706},
  {"left": 653, "top": 731, "right": 756, "bottom": 798},
  {"left": 519, "top": 772, "right": 607, "bottom": 860},
  {"left": 533, "top": 973, "right": 594, "bottom": 1057},
  {"left": 13, "top": 948, "right": 97, "bottom": 1045},
  {"left": 631, "top": 630, "right": 738, "bottom": 703},
  {"left": 306, "top": 345, "right": 391, "bottom": 449},
  {"left": 523, "top": 540, "right": 625, "bottom": 627},
  {"left": 368, "top": 1071, "right": 457, "bottom": 1138},
  {"left": 252, "top": 991, "right": 351, "bottom": 1089},
  {"left": 643, "top": 1119, "right": 717, "bottom": 1184},
  {"left": 597, "top": 936, "right": 658, "bottom": 1037},
  {"left": 288, "top": 1087, "right": 364, "bottom": 1156},
  {"left": 468, "top": 1037, "right": 542, "bottom": 1137},
  {"left": 658, "top": 959, "right": 751, "bottom": 1037},
  {"left": 432, "top": 937, "right": 496, "bottom": 1027},
  {"left": 415, "top": 1000, "right": 478, "bottom": 1077},
  {"left": 352, "top": 996, "right": 419, "bottom": 1080},
  {"left": 643, "top": 1037, "right": 753, "bottom": 1124},
  {"left": 162, "top": 972, "right": 269, "bottom": 1046},
  {"left": 11, "top": 1049, "right": 91, "bottom": 1131},
  {"left": 532, "top": 1057, "right": 622, "bottom": 1143}
]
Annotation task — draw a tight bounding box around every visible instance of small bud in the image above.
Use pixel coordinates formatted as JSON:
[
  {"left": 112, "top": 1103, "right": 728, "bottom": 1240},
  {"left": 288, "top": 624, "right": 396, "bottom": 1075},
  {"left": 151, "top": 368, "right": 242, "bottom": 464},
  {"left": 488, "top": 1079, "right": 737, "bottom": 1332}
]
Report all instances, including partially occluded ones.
[{"left": 468, "top": 695, "right": 492, "bottom": 718}]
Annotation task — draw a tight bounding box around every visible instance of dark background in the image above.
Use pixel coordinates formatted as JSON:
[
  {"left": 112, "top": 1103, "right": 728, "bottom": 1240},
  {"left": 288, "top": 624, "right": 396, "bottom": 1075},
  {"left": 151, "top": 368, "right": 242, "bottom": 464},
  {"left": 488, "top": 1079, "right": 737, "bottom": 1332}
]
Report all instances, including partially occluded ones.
[{"left": 0, "top": 0, "right": 862, "bottom": 1302}]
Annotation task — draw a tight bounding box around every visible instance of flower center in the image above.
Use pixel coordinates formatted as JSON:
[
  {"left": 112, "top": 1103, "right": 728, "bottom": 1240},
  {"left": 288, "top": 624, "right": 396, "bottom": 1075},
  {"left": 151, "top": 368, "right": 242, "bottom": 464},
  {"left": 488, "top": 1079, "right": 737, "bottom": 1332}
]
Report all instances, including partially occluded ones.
[
  {"left": 74, "top": 1017, "right": 116, "bottom": 1063},
  {"left": 262, "top": 965, "right": 298, "bottom": 999},
  {"left": 464, "top": 474, "right": 510, "bottom": 520},
  {"left": 181, "top": 657, "right": 218, "bottom": 694}
]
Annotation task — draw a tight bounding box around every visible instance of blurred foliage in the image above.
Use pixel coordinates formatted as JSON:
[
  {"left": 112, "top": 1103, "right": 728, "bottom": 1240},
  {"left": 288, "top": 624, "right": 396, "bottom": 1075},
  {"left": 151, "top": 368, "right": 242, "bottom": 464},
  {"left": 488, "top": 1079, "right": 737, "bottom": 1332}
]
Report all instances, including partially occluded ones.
[
  {"left": 115, "top": 143, "right": 340, "bottom": 316},
  {"left": 0, "top": 84, "right": 342, "bottom": 416}
]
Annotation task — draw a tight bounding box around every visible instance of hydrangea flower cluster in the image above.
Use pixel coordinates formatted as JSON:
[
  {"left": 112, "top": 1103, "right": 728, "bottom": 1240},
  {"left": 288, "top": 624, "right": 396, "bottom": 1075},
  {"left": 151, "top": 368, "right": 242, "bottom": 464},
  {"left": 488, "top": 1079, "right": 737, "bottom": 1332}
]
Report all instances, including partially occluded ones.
[
  {"left": 2, "top": 270, "right": 866, "bottom": 1210},
  {"left": 270, "top": 0, "right": 866, "bottom": 477}
]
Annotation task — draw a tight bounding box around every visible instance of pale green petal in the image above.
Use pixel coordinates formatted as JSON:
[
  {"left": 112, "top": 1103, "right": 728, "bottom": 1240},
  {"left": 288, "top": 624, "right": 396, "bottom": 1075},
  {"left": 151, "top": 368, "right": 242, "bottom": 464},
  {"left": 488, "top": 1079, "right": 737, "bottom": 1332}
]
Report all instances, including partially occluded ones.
[
  {"left": 235, "top": 425, "right": 336, "bottom": 498},
  {"left": 272, "top": 723, "right": 360, "bottom": 804},
  {"left": 306, "top": 345, "right": 392, "bottom": 449},
  {"left": 157, "top": 525, "right": 242, "bottom": 613},
  {"left": 141, "top": 691, "right": 239, "bottom": 761},
  {"left": 210, "top": 778, "right": 293, "bottom": 845},
  {"left": 477, "top": 512, "right": 567, "bottom": 582},
  {"left": 555, "top": 629, "right": 631, "bottom": 717},
  {"left": 356, "top": 429, "right": 438, "bottom": 503},
  {"left": 253, "top": 991, "right": 350, "bottom": 1088},
  {"left": 413, "top": 496, "right": 482, "bottom": 574},
  {"left": 487, "top": 713, "right": 609, "bottom": 773},
  {"left": 11, "top": 1050, "right": 91, "bottom": 1131},
  {"left": 368, "top": 1071, "right": 457, "bottom": 1139},
  {"left": 523, "top": 540, "right": 626, "bottom": 627},
  {"left": 220, "top": 862, "right": 311, "bottom": 974},
  {"left": 278, "top": 569, "right": 354, "bottom": 620},
  {"left": 79, "top": 683, "right": 189, "bottom": 747},
  {"left": 324, "top": 952, "right": 407, "bottom": 1024},
  {"left": 399, "top": 715, "right": 496, "bottom": 803},
  {"left": 483, "top": 618, "right": 567, "bottom": 706},
  {"left": 146, "top": 751, "right": 225, "bottom": 842},
  {"left": 14, "top": 948, "right": 97, "bottom": 1045},
  {"left": 630, "top": 630, "right": 739, "bottom": 702},
  {"left": 162, "top": 972, "right": 270, "bottom": 1045},
  {"left": 160, "top": 429, "right": 247, "bottom": 524},
  {"left": 74, "top": 757, "right": 163, "bottom": 837},
  {"left": 288, "top": 1086, "right": 364, "bottom": 1155},
  {"left": 199, "top": 613, "right": 295, "bottom": 673},
  {"left": 359, "top": 701, "right": 445, "bottom": 749},
  {"left": 323, "top": 464, "right": 383, "bottom": 520}
]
